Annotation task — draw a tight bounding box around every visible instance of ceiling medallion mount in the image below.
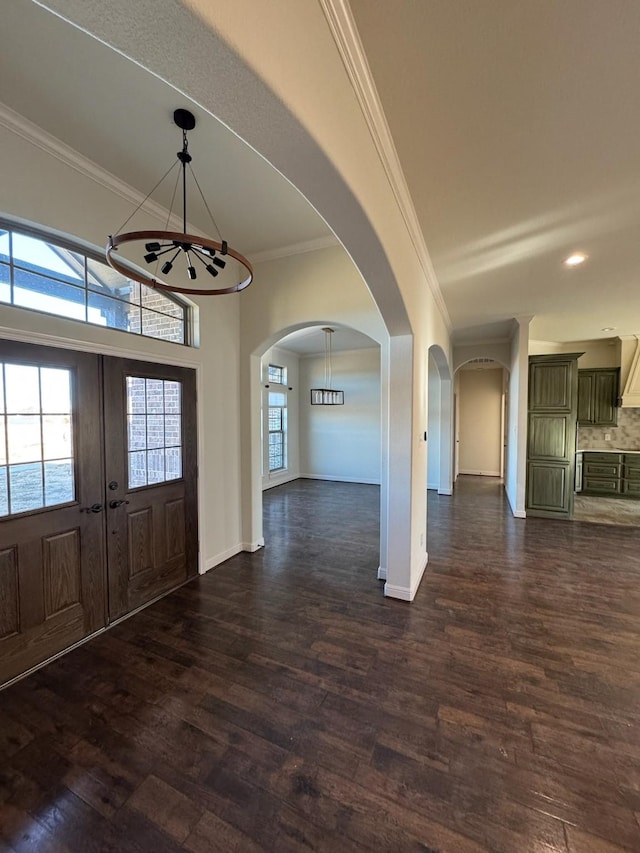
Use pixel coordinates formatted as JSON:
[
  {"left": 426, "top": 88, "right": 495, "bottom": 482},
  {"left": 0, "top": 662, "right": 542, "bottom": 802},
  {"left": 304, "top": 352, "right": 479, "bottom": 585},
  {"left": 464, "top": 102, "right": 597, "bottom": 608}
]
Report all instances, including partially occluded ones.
[{"left": 106, "top": 108, "right": 253, "bottom": 296}]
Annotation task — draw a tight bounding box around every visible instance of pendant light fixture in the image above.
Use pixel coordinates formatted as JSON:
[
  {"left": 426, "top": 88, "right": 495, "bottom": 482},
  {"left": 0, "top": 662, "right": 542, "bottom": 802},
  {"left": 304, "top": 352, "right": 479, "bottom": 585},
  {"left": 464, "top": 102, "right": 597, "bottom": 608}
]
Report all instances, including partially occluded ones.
[
  {"left": 105, "top": 108, "right": 253, "bottom": 296},
  {"left": 310, "top": 327, "right": 344, "bottom": 405}
]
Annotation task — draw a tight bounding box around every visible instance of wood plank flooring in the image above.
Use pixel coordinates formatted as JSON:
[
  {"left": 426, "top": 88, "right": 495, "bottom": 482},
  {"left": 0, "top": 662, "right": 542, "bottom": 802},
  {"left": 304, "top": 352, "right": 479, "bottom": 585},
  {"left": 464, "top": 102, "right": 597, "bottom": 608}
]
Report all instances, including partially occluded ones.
[{"left": 1, "top": 475, "right": 640, "bottom": 851}]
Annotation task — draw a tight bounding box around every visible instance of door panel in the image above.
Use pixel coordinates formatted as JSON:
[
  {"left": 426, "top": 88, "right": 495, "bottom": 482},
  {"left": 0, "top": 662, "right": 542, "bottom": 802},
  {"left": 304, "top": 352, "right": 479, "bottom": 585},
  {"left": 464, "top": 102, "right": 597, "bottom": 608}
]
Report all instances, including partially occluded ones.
[
  {"left": 0, "top": 341, "right": 106, "bottom": 685},
  {"left": 103, "top": 358, "right": 197, "bottom": 621},
  {"left": 526, "top": 355, "right": 580, "bottom": 519}
]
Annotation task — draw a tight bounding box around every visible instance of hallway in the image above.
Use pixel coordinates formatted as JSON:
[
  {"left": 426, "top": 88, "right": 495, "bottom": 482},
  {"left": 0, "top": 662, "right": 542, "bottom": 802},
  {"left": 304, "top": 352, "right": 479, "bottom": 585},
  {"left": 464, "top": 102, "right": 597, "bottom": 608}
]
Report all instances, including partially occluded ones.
[{"left": 0, "top": 478, "right": 639, "bottom": 851}]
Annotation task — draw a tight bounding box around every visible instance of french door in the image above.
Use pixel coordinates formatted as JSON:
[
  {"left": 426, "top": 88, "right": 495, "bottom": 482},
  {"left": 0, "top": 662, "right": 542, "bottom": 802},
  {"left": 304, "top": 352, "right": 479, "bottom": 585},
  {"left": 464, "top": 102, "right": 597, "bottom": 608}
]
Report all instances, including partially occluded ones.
[{"left": 0, "top": 341, "right": 197, "bottom": 686}]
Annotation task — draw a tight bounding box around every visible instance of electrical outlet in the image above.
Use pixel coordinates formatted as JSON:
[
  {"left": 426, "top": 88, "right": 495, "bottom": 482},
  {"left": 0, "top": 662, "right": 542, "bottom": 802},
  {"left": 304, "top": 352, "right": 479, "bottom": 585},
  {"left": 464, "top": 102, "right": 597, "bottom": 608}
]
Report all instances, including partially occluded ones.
[
  {"left": 420, "top": 532, "right": 424, "bottom": 547},
  {"left": 605, "top": 433, "right": 611, "bottom": 441}
]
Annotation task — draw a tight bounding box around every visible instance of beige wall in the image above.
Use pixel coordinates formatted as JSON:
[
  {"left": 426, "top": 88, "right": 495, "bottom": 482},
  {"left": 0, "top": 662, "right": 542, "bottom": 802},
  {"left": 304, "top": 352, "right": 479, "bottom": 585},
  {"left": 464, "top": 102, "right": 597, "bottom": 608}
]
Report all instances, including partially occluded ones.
[{"left": 458, "top": 368, "right": 504, "bottom": 477}]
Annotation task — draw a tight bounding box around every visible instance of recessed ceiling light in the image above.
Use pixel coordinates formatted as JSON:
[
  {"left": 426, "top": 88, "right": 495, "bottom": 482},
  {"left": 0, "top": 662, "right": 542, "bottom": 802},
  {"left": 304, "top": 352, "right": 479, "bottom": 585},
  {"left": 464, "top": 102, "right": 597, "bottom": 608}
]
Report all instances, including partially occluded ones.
[
  {"left": 563, "top": 252, "right": 587, "bottom": 267},
  {"left": 601, "top": 327, "right": 616, "bottom": 332}
]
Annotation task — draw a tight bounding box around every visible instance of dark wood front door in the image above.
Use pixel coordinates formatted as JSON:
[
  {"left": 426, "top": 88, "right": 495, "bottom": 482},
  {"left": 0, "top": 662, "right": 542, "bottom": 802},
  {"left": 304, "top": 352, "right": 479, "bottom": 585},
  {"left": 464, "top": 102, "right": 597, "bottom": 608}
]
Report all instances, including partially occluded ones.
[
  {"left": 103, "top": 358, "right": 198, "bottom": 621},
  {"left": 0, "top": 341, "right": 106, "bottom": 685},
  {"left": 0, "top": 343, "right": 198, "bottom": 686}
]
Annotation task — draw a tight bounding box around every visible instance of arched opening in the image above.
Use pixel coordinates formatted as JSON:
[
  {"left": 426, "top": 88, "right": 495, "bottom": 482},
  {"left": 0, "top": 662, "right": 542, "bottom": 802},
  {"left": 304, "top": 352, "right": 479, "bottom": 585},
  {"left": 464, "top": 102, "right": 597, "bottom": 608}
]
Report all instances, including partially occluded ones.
[
  {"left": 250, "top": 322, "right": 384, "bottom": 578},
  {"left": 427, "top": 345, "right": 453, "bottom": 496},
  {"left": 454, "top": 357, "right": 510, "bottom": 486}
]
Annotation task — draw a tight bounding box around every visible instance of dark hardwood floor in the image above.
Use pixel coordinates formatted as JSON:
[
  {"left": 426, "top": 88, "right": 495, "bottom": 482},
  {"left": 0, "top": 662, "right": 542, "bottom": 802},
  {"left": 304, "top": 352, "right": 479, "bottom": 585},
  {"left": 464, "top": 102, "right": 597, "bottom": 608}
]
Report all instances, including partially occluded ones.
[{"left": 1, "top": 475, "right": 640, "bottom": 852}]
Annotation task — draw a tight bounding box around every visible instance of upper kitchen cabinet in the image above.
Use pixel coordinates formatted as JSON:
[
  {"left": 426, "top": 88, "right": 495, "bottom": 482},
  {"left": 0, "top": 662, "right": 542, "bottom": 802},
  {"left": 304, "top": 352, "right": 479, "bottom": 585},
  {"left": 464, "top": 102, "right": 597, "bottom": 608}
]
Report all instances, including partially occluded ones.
[{"left": 577, "top": 368, "right": 619, "bottom": 427}]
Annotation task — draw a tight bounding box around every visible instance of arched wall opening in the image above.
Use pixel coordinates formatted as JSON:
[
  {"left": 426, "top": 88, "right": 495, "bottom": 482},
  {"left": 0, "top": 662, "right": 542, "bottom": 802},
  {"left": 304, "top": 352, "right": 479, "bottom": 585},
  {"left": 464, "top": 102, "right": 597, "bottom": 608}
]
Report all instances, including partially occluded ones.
[
  {"left": 454, "top": 358, "right": 510, "bottom": 484},
  {"left": 427, "top": 344, "right": 453, "bottom": 497},
  {"left": 249, "top": 321, "right": 384, "bottom": 573}
]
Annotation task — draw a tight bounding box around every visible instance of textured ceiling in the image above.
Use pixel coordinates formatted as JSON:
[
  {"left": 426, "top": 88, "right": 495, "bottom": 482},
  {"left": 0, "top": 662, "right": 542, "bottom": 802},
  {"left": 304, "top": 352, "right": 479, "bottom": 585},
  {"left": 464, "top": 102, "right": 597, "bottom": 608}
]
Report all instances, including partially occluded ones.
[{"left": 0, "top": 0, "right": 333, "bottom": 259}]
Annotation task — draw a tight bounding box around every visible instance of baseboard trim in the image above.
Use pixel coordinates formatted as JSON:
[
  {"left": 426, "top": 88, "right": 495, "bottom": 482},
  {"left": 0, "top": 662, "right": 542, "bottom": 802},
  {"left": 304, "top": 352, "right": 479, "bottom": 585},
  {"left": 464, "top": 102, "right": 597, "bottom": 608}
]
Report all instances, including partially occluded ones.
[
  {"left": 202, "top": 543, "right": 246, "bottom": 573},
  {"left": 437, "top": 487, "right": 453, "bottom": 496},
  {"left": 459, "top": 469, "right": 501, "bottom": 477},
  {"left": 299, "top": 473, "right": 381, "bottom": 485},
  {"left": 384, "top": 553, "right": 428, "bottom": 602},
  {"left": 377, "top": 566, "right": 387, "bottom": 581},
  {"left": 262, "top": 472, "right": 299, "bottom": 490},
  {"left": 513, "top": 510, "right": 526, "bottom": 518},
  {"left": 242, "top": 539, "right": 265, "bottom": 553}
]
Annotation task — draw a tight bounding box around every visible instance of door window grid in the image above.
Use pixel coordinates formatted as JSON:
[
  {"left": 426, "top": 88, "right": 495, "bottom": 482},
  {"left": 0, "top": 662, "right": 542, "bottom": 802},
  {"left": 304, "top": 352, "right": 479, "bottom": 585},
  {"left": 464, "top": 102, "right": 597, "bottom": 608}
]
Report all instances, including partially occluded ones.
[
  {"left": 126, "top": 377, "right": 183, "bottom": 487},
  {"left": 0, "top": 225, "right": 188, "bottom": 345},
  {"left": 0, "top": 362, "right": 74, "bottom": 517}
]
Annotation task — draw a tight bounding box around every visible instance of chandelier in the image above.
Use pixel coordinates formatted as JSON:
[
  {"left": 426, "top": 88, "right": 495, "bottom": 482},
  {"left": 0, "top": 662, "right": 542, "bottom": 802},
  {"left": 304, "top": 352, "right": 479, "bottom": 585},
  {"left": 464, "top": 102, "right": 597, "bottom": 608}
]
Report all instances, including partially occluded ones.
[
  {"left": 106, "top": 108, "right": 253, "bottom": 296},
  {"left": 310, "top": 328, "right": 344, "bottom": 405}
]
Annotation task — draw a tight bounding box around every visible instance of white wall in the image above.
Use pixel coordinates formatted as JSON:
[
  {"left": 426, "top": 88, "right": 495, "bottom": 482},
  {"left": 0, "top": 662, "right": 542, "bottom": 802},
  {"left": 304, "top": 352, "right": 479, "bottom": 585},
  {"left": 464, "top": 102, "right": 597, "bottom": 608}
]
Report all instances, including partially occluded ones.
[
  {"left": 529, "top": 338, "right": 620, "bottom": 369},
  {"left": 458, "top": 368, "right": 503, "bottom": 476},
  {"left": 505, "top": 319, "right": 530, "bottom": 517},
  {"left": 299, "top": 347, "right": 380, "bottom": 484},
  {"left": 261, "top": 345, "right": 300, "bottom": 489}
]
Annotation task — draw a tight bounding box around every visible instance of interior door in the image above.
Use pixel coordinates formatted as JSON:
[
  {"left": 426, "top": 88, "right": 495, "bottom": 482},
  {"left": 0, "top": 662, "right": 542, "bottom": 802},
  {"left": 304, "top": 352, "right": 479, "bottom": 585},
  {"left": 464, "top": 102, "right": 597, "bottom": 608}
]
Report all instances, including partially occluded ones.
[
  {"left": 103, "top": 358, "right": 198, "bottom": 621},
  {"left": 0, "top": 341, "right": 106, "bottom": 685}
]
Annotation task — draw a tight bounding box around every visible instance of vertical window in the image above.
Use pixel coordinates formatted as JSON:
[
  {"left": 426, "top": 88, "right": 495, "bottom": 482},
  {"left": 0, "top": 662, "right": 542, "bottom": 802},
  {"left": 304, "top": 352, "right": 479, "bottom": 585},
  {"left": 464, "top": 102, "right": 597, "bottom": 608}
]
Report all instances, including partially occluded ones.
[
  {"left": 0, "top": 362, "right": 74, "bottom": 516},
  {"left": 126, "top": 377, "right": 182, "bottom": 487},
  {"left": 268, "top": 390, "right": 287, "bottom": 472}
]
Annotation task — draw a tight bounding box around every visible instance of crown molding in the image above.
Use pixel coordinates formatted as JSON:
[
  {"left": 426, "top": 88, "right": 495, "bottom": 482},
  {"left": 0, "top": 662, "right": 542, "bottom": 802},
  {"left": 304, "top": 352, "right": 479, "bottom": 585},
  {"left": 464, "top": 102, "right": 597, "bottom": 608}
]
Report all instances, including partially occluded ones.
[
  {"left": 250, "top": 234, "right": 338, "bottom": 264},
  {"left": 0, "top": 102, "right": 185, "bottom": 232},
  {"left": 0, "top": 102, "right": 341, "bottom": 265},
  {"left": 319, "top": 0, "right": 451, "bottom": 331}
]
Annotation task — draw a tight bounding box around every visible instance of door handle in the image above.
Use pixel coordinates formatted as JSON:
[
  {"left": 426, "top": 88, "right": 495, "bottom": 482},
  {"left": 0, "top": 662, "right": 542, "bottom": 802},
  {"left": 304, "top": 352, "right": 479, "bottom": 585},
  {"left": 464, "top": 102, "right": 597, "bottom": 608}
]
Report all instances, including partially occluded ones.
[
  {"left": 80, "top": 503, "right": 104, "bottom": 513},
  {"left": 109, "top": 499, "right": 130, "bottom": 509}
]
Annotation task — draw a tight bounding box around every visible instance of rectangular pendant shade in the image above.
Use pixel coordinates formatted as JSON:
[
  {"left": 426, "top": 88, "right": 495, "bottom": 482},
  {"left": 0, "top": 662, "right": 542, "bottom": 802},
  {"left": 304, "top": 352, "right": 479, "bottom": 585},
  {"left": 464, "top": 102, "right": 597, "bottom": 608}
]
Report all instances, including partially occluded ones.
[{"left": 310, "top": 389, "right": 344, "bottom": 405}]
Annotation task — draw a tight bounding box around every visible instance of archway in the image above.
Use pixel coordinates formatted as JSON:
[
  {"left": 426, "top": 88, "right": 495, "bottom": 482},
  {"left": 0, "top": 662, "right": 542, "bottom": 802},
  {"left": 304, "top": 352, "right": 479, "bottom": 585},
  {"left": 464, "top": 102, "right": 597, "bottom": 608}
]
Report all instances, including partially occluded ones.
[
  {"left": 454, "top": 357, "right": 510, "bottom": 484},
  {"left": 250, "top": 322, "right": 383, "bottom": 569},
  {"left": 427, "top": 344, "right": 453, "bottom": 496}
]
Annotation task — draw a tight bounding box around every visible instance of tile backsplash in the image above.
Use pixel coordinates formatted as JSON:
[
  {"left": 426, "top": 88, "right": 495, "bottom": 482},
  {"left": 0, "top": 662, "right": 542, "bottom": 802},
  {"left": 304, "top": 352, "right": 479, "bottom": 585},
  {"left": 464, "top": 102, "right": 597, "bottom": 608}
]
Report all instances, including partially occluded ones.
[{"left": 578, "top": 407, "right": 640, "bottom": 449}]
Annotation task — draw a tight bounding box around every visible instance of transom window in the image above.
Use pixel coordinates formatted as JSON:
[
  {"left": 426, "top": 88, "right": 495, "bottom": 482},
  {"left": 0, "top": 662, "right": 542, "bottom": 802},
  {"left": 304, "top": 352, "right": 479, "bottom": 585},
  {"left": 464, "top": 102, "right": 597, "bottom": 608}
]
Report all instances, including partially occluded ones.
[
  {"left": 0, "top": 224, "right": 187, "bottom": 345},
  {"left": 126, "top": 376, "right": 182, "bottom": 488},
  {"left": 268, "top": 364, "right": 287, "bottom": 385},
  {"left": 0, "top": 362, "right": 74, "bottom": 517}
]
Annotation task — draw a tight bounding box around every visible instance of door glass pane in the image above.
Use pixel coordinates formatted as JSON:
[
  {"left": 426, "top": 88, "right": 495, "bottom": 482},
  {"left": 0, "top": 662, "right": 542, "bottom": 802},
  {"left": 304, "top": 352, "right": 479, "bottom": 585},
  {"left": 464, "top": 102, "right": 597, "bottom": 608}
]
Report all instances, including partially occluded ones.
[
  {"left": 44, "top": 460, "right": 74, "bottom": 506},
  {"left": 127, "top": 415, "right": 146, "bottom": 450},
  {"left": 9, "top": 463, "right": 44, "bottom": 514},
  {"left": 7, "top": 415, "right": 41, "bottom": 463},
  {"left": 164, "top": 381, "right": 181, "bottom": 414},
  {"left": 146, "top": 415, "right": 164, "bottom": 449},
  {"left": 41, "top": 368, "right": 72, "bottom": 413},
  {"left": 0, "top": 467, "right": 7, "bottom": 515},
  {"left": 0, "top": 362, "right": 75, "bottom": 517},
  {"left": 5, "top": 364, "right": 40, "bottom": 413},
  {"left": 147, "top": 449, "right": 165, "bottom": 484},
  {"left": 128, "top": 450, "right": 147, "bottom": 488},
  {"left": 126, "top": 377, "right": 146, "bottom": 413},
  {"left": 146, "top": 379, "right": 164, "bottom": 414},
  {"left": 126, "top": 376, "right": 183, "bottom": 488},
  {"left": 42, "top": 415, "right": 72, "bottom": 460},
  {"left": 165, "top": 448, "right": 182, "bottom": 480}
]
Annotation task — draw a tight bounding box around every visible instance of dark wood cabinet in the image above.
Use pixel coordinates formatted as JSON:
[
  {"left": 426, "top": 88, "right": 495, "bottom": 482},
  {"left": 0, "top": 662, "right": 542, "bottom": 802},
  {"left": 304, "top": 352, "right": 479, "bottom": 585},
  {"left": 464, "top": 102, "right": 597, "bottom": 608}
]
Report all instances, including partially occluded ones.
[
  {"left": 526, "top": 353, "right": 581, "bottom": 518},
  {"left": 580, "top": 452, "right": 640, "bottom": 499},
  {"left": 577, "top": 368, "right": 619, "bottom": 426}
]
